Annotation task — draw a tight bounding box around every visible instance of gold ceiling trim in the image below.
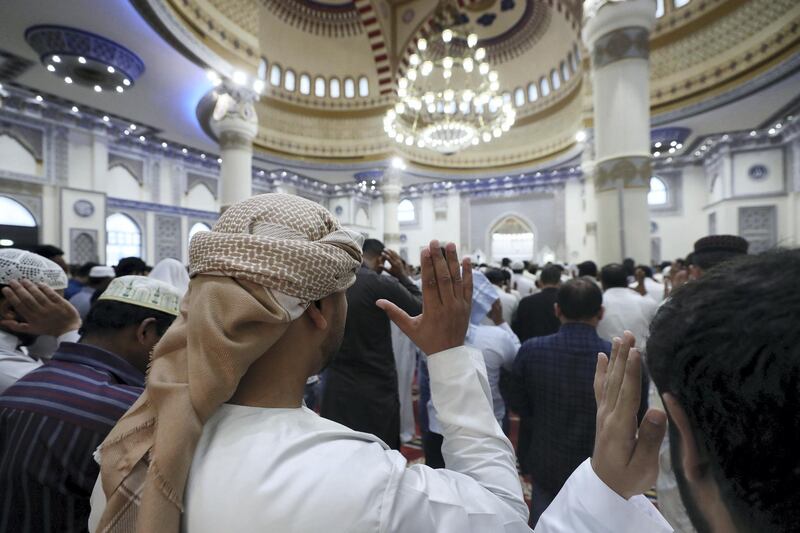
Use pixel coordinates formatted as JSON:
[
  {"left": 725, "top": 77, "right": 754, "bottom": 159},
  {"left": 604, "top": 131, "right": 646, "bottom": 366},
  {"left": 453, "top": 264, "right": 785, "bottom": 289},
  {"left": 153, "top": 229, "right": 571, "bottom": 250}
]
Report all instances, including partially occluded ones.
[{"left": 650, "top": 0, "right": 748, "bottom": 49}]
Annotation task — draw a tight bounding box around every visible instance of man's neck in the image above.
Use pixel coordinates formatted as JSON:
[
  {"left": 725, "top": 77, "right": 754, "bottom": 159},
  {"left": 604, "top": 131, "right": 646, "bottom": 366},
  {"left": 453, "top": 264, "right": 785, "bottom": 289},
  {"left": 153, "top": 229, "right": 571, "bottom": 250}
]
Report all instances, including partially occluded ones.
[
  {"left": 560, "top": 319, "right": 599, "bottom": 328},
  {"left": 228, "top": 341, "right": 312, "bottom": 409},
  {"left": 79, "top": 334, "right": 148, "bottom": 374},
  {"left": 541, "top": 284, "right": 559, "bottom": 290}
]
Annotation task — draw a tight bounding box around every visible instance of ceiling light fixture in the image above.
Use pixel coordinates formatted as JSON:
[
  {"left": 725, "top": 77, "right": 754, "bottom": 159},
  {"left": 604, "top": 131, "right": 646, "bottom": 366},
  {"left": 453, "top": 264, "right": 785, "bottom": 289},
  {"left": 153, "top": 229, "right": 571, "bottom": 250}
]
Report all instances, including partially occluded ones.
[
  {"left": 46, "top": 64, "right": 55, "bottom": 72},
  {"left": 35, "top": 95, "right": 43, "bottom": 102},
  {"left": 161, "top": 142, "right": 168, "bottom": 148},
  {"left": 64, "top": 76, "right": 73, "bottom": 84},
  {"left": 122, "top": 79, "right": 130, "bottom": 86},
  {"left": 71, "top": 106, "right": 79, "bottom": 113},
  {"left": 385, "top": 28, "right": 514, "bottom": 154},
  {"left": 102, "top": 115, "right": 110, "bottom": 122},
  {"left": 78, "top": 56, "right": 86, "bottom": 64},
  {"left": 115, "top": 86, "right": 123, "bottom": 93},
  {"left": 94, "top": 85, "right": 102, "bottom": 92},
  {"left": 51, "top": 55, "right": 61, "bottom": 63},
  {"left": 107, "top": 66, "right": 115, "bottom": 73},
  {"left": 575, "top": 130, "right": 587, "bottom": 143}
]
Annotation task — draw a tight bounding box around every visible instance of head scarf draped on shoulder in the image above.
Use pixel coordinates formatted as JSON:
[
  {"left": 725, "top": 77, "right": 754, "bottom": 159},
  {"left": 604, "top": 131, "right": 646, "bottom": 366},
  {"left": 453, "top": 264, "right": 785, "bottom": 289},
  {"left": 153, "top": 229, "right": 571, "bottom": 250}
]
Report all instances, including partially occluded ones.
[{"left": 96, "top": 194, "right": 362, "bottom": 533}]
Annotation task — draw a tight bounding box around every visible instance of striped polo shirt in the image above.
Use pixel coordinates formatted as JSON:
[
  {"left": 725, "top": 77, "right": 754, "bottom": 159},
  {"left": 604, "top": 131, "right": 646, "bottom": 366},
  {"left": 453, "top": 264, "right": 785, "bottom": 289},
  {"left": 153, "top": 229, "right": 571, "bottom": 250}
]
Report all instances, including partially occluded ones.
[{"left": 0, "top": 342, "right": 144, "bottom": 533}]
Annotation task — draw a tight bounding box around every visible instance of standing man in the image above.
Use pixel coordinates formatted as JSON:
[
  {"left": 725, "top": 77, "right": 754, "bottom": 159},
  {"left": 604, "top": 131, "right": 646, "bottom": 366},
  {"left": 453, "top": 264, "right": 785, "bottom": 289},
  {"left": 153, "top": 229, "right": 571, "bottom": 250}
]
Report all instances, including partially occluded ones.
[
  {"left": 321, "top": 238, "right": 421, "bottom": 449},
  {"left": 512, "top": 263, "right": 563, "bottom": 343},
  {"left": 511, "top": 261, "right": 536, "bottom": 296},
  {"left": 69, "top": 265, "right": 115, "bottom": 319},
  {"left": 597, "top": 263, "right": 658, "bottom": 345},
  {"left": 485, "top": 268, "right": 518, "bottom": 324}
]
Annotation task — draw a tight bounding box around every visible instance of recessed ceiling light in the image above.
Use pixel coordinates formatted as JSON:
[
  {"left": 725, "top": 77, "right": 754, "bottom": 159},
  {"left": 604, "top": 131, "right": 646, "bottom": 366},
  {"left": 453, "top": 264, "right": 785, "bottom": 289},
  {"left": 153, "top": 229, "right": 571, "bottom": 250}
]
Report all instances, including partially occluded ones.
[
  {"left": 102, "top": 115, "right": 110, "bottom": 122},
  {"left": 107, "top": 66, "right": 115, "bottom": 73},
  {"left": 161, "top": 142, "right": 168, "bottom": 148},
  {"left": 124, "top": 129, "right": 130, "bottom": 135},
  {"left": 217, "top": 158, "right": 222, "bottom": 163},
  {"left": 122, "top": 79, "right": 131, "bottom": 86},
  {"left": 200, "top": 153, "right": 206, "bottom": 159},
  {"left": 115, "top": 86, "right": 123, "bottom": 93},
  {"left": 654, "top": 141, "right": 662, "bottom": 148},
  {"left": 64, "top": 76, "right": 72, "bottom": 84},
  {"left": 182, "top": 148, "right": 188, "bottom": 154},
  {"left": 78, "top": 56, "right": 86, "bottom": 64},
  {"left": 750, "top": 130, "right": 757, "bottom": 136},
  {"left": 139, "top": 135, "right": 145, "bottom": 142},
  {"left": 35, "top": 95, "right": 43, "bottom": 102},
  {"left": 129, "top": 124, "right": 136, "bottom": 130},
  {"left": 71, "top": 106, "right": 79, "bottom": 113},
  {"left": 51, "top": 55, "right": 61, "bottom": 63},
  {"left": 46, "top": 64, "right": 55, "bottom": 72},
  {"left": 0, "top": 239, "right": 14, "bottom": 246},
  {"left": 94, "top": 85, "right": 102, "bottom": 92}
]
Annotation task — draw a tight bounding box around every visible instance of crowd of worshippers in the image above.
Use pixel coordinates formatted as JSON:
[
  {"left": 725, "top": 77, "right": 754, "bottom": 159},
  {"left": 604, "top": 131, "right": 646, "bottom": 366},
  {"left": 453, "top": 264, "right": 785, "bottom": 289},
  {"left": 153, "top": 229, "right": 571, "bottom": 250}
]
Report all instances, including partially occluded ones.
[{"left": 0, "top": 196, "right": 796, "bottom": 533}]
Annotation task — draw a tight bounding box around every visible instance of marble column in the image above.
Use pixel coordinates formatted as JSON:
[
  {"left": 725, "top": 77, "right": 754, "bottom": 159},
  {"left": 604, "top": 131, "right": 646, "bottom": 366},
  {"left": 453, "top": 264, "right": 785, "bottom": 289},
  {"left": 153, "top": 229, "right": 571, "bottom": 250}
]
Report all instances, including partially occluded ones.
[
  {"left": 210, "top": 84, "right": 259, "bottom": 210},
  {"left": 582, "top": 0, "right": 655, "bottom": 264},
  {"left": 382, "top": 167, "right": 403, "bottom": 249}
]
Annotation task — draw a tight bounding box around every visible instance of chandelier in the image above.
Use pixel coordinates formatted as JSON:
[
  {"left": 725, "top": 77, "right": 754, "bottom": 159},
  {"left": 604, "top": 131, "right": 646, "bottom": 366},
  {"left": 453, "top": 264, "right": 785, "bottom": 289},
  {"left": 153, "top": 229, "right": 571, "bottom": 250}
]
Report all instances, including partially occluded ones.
[{"left": 384, "top": 28, "right": 515, "bottom": 155}]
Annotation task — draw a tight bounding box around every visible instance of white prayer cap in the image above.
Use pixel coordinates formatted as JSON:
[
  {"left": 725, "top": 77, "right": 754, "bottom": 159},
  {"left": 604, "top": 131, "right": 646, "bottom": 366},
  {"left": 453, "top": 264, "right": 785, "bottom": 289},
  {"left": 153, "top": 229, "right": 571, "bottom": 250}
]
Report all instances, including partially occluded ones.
[
  {"left": 0, "top": 248, "right": 68, "bottom": 290},
  {"left": 89, "top": 265, "right": 116, "bottom": 278},
  {"left": 511, "top": 260, "right": 525, "bottom": 270},
  {"left": 98, "top": 275, "right": 182, "bottom": 316}
]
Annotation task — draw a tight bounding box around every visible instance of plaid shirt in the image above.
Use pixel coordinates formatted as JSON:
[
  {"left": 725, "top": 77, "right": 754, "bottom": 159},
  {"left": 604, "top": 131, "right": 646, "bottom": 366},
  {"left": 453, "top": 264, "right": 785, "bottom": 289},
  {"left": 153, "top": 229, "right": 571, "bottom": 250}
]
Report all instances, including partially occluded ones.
[
  {"left": 0, "top": 342, "right": 144, "bottom": 533},
  {"left": 508, "top": 323, "right": 612, "bottom": 495}
]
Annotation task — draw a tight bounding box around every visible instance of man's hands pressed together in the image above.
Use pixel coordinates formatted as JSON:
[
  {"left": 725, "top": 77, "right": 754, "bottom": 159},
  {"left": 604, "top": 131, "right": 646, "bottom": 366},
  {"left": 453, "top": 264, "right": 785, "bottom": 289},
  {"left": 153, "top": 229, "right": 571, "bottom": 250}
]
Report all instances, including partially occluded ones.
[
  {"left": 591, "top": 332, "right": 667, "bottom": 499},
  {"left": 377, "top": 240, "right": 472, "bottom": 356}
]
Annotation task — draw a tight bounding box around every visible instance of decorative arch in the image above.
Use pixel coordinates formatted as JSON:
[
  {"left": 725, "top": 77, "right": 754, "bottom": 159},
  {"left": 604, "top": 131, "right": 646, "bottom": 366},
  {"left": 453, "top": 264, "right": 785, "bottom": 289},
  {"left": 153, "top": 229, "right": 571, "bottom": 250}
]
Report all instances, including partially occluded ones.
[
  {"left": 106, "top": 212, "right": 142, "bottom": 266},
  {"left": 354, "top": 206, "right": 370, "bottom": 226},
  {"left": 351, "top": 0, "right": 393, "bottom": 95},
  {"left": 486, "top": 213, "right": 537, "bottom": 263},
  {"left": 0, "top": 195, "right": 38, "bottom": 227}
]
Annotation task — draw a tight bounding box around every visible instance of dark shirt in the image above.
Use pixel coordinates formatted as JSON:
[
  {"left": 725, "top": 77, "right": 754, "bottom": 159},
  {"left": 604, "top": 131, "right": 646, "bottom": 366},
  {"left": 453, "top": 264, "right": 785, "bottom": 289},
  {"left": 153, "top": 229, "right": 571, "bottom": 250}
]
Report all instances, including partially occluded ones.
[
  {"left": 511, "top": 287, "right": 561, "bottom": 342},
  {"left": 321, "top": 266, "right": 421, "bottom": 448},
  {"left": 508, "top": 324, "right": 612, "bottom": 495},
  {"left": 64, "top": 279, "right": 83, "bottom": 300},
  {"left": 0, "top": 342, "right": 144, "bottom": 533}
]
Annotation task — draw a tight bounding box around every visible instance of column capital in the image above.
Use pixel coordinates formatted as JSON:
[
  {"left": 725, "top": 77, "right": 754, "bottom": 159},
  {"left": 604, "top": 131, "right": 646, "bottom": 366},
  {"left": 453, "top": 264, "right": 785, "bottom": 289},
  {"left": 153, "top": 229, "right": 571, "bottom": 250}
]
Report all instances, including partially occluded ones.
[
  {"left": 211, "top": 83, "right": 259, "bottom": 150},
  {"left": 582, "top": 0, "right": 656, "bottom": 52}
]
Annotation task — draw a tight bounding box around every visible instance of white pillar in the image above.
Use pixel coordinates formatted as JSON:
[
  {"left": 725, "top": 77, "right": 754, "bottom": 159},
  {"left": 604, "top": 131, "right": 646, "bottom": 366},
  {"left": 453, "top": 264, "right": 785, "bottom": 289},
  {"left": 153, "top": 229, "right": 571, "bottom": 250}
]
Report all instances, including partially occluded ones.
[
  {"left": 583, "top": 0, "right": 655, "bottom": 265},
  {"left": 210, "top": 85, "right": 259, "bottom": 210},
  {"left": 382, "top": 167, "right": 403, "bottom": 249}
]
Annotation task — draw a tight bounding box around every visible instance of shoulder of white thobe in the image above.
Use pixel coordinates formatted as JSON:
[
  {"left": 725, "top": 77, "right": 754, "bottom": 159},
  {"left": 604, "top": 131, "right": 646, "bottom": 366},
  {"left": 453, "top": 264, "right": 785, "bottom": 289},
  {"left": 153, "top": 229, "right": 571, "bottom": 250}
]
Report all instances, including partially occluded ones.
[
  {"left": 0, "top": 330, "right": 43, "bottom": 394},
  {"left": 535, "top": 459, "right": 674, "bottom": 533}
]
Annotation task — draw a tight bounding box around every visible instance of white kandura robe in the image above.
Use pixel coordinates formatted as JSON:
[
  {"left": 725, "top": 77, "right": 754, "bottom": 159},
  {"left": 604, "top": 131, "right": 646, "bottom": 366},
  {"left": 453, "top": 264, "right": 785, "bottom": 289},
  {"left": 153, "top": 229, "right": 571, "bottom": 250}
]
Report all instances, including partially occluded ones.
[
  {"left": 391, "top": 322, "right": 418, "bottom": 443},
  {"left": 89, "top": 346, "right": 673, "bottom": 533}
]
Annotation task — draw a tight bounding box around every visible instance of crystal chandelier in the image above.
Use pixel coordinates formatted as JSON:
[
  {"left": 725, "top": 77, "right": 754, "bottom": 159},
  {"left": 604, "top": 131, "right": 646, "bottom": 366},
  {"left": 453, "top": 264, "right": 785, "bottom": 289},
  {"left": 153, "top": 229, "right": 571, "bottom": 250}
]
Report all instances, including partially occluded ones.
[{"left": 384, "top": 28, "right": 515, "bottom": 155}]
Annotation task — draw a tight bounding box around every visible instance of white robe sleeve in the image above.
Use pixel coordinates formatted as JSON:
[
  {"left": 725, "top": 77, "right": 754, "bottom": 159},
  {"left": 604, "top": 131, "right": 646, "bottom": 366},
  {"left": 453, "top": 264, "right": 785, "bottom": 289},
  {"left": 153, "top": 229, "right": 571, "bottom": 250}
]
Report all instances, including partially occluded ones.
[
  {"left": 382, "top": 346, "right": 531, "bottom": 532},
  {"left": 497, "top": 322, "right": 521, "bottom": 370},
  {"left": 534, "top": 459, "right": 674, "bottom": 533}
]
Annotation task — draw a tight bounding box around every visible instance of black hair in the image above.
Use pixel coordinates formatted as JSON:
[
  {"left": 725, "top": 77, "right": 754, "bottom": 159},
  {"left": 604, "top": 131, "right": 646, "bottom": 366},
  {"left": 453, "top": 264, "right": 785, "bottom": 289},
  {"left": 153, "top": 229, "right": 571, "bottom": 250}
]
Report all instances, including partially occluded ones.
[
  {"left": 539, "top": 264, "right": 563, "bottom": 286},
  {"left": 636, "top": 264, "right": 654, "bottom": 279},
  {"left": 527, "top": 263, "right": 539, "bottom": 276},
  {"left": 690, "top": 250, "right": 746, "bottom": 271},
  {"left": 659, "top": 261, "right": 672, "bottom": 272},
  {"left": 80, "top": 300, "right": 177, "bottom": 337},
  {"left": 115, "top": 257, "right": 148, "bottom": 277},
  {"left": 556, "top": 277, "right": 602, "bottom": 321},
  {"left": 577, "top": 260, "right": 598, "bottom": 278},
  {"left": 501, "top": 258, "right": 511, "bottom": 267},
  {"left": 501, "top": 269, "right": 511, "bottom": 282},
  {"left": 30, "top": 245, "right": 64, "bottom": 260},
  {"left": 362, "top": 238, "right": 385, "bottom": 258},
  {"left": 600, "top": 263, "right": 629, "bottom": 288},
  {"left": 484, "top": 268, "right": 505, "bottom": 285},
  {"left": 647, "top": 249, "right": 800, "bottom": 532},
  {"left": 622, "top": 258, "right": 635, "bottom": 276}
]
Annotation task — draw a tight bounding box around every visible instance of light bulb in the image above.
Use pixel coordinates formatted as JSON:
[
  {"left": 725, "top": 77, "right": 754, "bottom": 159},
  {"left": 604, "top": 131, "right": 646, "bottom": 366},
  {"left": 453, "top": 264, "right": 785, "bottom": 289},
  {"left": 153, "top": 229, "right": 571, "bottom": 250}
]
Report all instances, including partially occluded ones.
[
  {"left": 443, "top": 69, "right": 452, "bottom": 79},
  {"left": 479, "top": 62, "right": 490, "bottom": 75},
  {"left": 107, "top": 66, "right": 115, "bottom": 73},
  {"left": 64, "top": 76, "right": 72, "bottom": 84},
  {"left": 467, "top": 33, "right": 478, "bottom": 48},
  {"left": 475, "top": 48, "right": 486, "bottom": 61},
  {"left": 462, "top": 90, "right": 474, "bottom": 101},
  {"left": 78, "top": 56, "right": 86, "bottom": 64},
  {"left": 116, "top": 86, "right": 123, "bottom": 93},
  {"left": 482, "top": 132, "right": 491, "bottom": 142},
  {"left": 442, "top": 29, "right": 453, "bottom": 43},
  {"left": 253, "top": 79, "right": 265, "bottom": 93},
  {"left": 444, "top": 89, "right": 454, "bottom": 101},
  {"left": 52, "top": 55, "right": 61, "bottom": 63},
  {"left": 427, "top": 103, "right": 436, "bottom": 113},
  {"left": 417, "top": 38, "right": 427, "bottom": 51},
  {"left": 442, "top": 57, "right": 454, "bottom": 69},
  {"left": 46, "top": 64, "right": 55, "bottom": 72},
  {"left": 493, "top": 128, "right": 502, "bottom": 138},
  {"left": 575, "top": 130, "right": 587, "bottom": 142},
  {"left": 407, "top": 69, "right": 417, "bottom": 81},
  {"left": 398, "top": 78, "right": 408, "bottom": 89},
  {"left": 122, "top": 78, "right": 131, "bottom": 86},
  {"left": 424, "top": 92, "right": 434, "bottom": 104},
  {"left": 102, "top": 115, "right": 109, "bottom": 122},
  {"left": 71, "top": 106, "right": 78, "bottom": 113},
  {"left": 489, "top": 71, "right": 498, "bottom": 82},
  {"left": 233, "top": 70, "right": 247, "bottom": 85},
  {"left": 395, "top": 102, "right": 405, "bottom": 113},
  {"left": 421, "top": 61, "right": 433, "bottom": 76},
  {"left": 463, "top": 57, "right": 474, "bottom": 72},
  {"left": 94, "top": 85, "right": 102, "bottom": 92},
  {"left": 490, "top": 81, "right": 499, "bottom": 91},
  {"left": 409, "top": 54, "right": 420, "bottom": 66}
]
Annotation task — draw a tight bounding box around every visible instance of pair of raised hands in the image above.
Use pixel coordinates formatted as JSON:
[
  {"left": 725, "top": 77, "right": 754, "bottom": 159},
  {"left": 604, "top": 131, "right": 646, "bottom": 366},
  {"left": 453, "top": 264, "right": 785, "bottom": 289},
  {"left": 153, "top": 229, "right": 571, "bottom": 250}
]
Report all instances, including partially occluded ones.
[{"left": 378, "top": 240, "right": 666, "bottom": 500}]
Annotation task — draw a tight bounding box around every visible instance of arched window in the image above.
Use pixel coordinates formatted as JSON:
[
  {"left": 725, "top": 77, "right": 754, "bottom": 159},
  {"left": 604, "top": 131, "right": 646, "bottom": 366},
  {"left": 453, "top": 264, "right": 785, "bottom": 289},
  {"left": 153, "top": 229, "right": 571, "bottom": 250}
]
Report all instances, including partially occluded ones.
[
  {"left": 574, "top": 43, "right": 581, "bottom": 62},
  {"left": 540, "top": 77, "right": 550, "bottom": 97},
  {"left": 570, "top": 51, "right": 579, "bottom": 72},
  {"left": 269, "top": 64, "right": 282, "bottom": 87},
  {"left": 358, "top": 76, "right": 369, "bottom": 97},
  {"left": 314, "top": 77, "right": 326, "bottom": 97},
  {"left": 344, "top": 78, "right": 355, "bottom": 98},
  {"left": 330, "top": 78, "right": 341, "bottom": 98},
  {"left": 257, "top": 57, "right": 268, "bottom": 80},
  {"left": 0, "top": 196, "right": 36, "bottom": 227},
  {"left": 674, "top": 0, "right": 690, "bottom": 7},
  {"left": 551, "top": 69, "right": 561, "bottom": 90},
  {"left": 561, "top": 61, "right": 570, "bottom": 82},
  {"left": 299, "top": 74, "right": 311, "bottom": 95},
  {"left": 648, "top": 176, "right": 668, "bottom": 206},
  {"left": 106, "top": 213, "right": 142, "bottom": 267},
  {"left": 188, "top": 222, "right": 211, "bottom": 243},
  {"left": 655, "top": 0, "right": 665, "bottom": 17},
  {"left": 397, "top": 199, "right": 416, "bottom": 223},
  {"left": 490, "top": 215, "right": 534, "bottom": 262},
  {"left": 284, "top": 69, "right": 296, "bottom": 91},
  {"left": 527, "top": 82, "right": 539, "bottom": 102},
  {"left": 514, "top": 87, "right": 525, "bottom": 107}
]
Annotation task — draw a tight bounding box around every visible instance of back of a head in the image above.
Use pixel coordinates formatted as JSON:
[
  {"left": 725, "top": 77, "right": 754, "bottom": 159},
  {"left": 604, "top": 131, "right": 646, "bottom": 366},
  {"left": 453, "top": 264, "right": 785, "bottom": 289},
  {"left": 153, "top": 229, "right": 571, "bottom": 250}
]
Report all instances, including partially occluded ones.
[
  {"left": 362, "top": 238, "right": 385, "bottom": 259},
  {"left": 484, "top": 268, "right": 505, "bottom": 286},
  {"left": 116, "top": 257, "right": 148, "bottom": 277},
  {"left": 539, "top": 264, "right": 563, "bottom": 286},
  {"left": 557, "top": 278, "right": 602, "bottom": 321},
  {"left": 600, "top": 263, "right": 629, "bottom": 289},
  {"left": 647, "top": 249, "right": 800, "bottom": 532},
  {"left": 501, "top": 257, "right": 511, "bottom": 267},
  {"left": 691, "top": 235, "right": 749, "bottom": 272},
  {"left": 81, "top": 300, "right": 177, "bottom": 338},
  {"left": 622, "top": 258, "right": 635, "bottom": 276},
  {"left": 510, "top": 260, "right": 525, "bottom": 273},
  {"left": 577, "top": 260, "right": 598, "bottom": 278},
  {"left": 30, "top": 244, "right": 64, "bottom": 261},
  {"left": 636, "top": 264, "right": 654, "bottom": 279},
  {"left": 78, "top": 261, "right": 100, "bottom": 278}
]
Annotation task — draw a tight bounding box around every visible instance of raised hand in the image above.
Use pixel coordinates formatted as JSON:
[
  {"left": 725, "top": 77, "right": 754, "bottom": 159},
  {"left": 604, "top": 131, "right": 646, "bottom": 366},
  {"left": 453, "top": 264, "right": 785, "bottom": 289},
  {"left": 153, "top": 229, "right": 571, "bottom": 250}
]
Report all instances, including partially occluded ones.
[
  {"left": 0, "top": 279, "right": 82, "bottom": 337},
  {"left": 376, "top": 240, "right": 472, "bottom": 356},
  {"left": 381, "top": 248, "right": 407, "bottom": 280},
  {"left": 591, "top": 331, "right": 667, "bottom": 499}
]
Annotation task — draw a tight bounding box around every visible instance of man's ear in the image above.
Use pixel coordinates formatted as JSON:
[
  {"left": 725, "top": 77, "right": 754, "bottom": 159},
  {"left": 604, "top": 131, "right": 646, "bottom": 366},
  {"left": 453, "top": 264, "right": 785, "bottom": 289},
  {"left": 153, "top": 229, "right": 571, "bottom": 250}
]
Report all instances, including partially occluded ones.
[
  {"left": 663, "top": 393, "right": 709, "bottom": 483},
  {"left": 136, "top": 317, "right": 158, "bottom": 346},
  {"left": 305, "top": 302, "right": 328, "bottom": 331}
]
